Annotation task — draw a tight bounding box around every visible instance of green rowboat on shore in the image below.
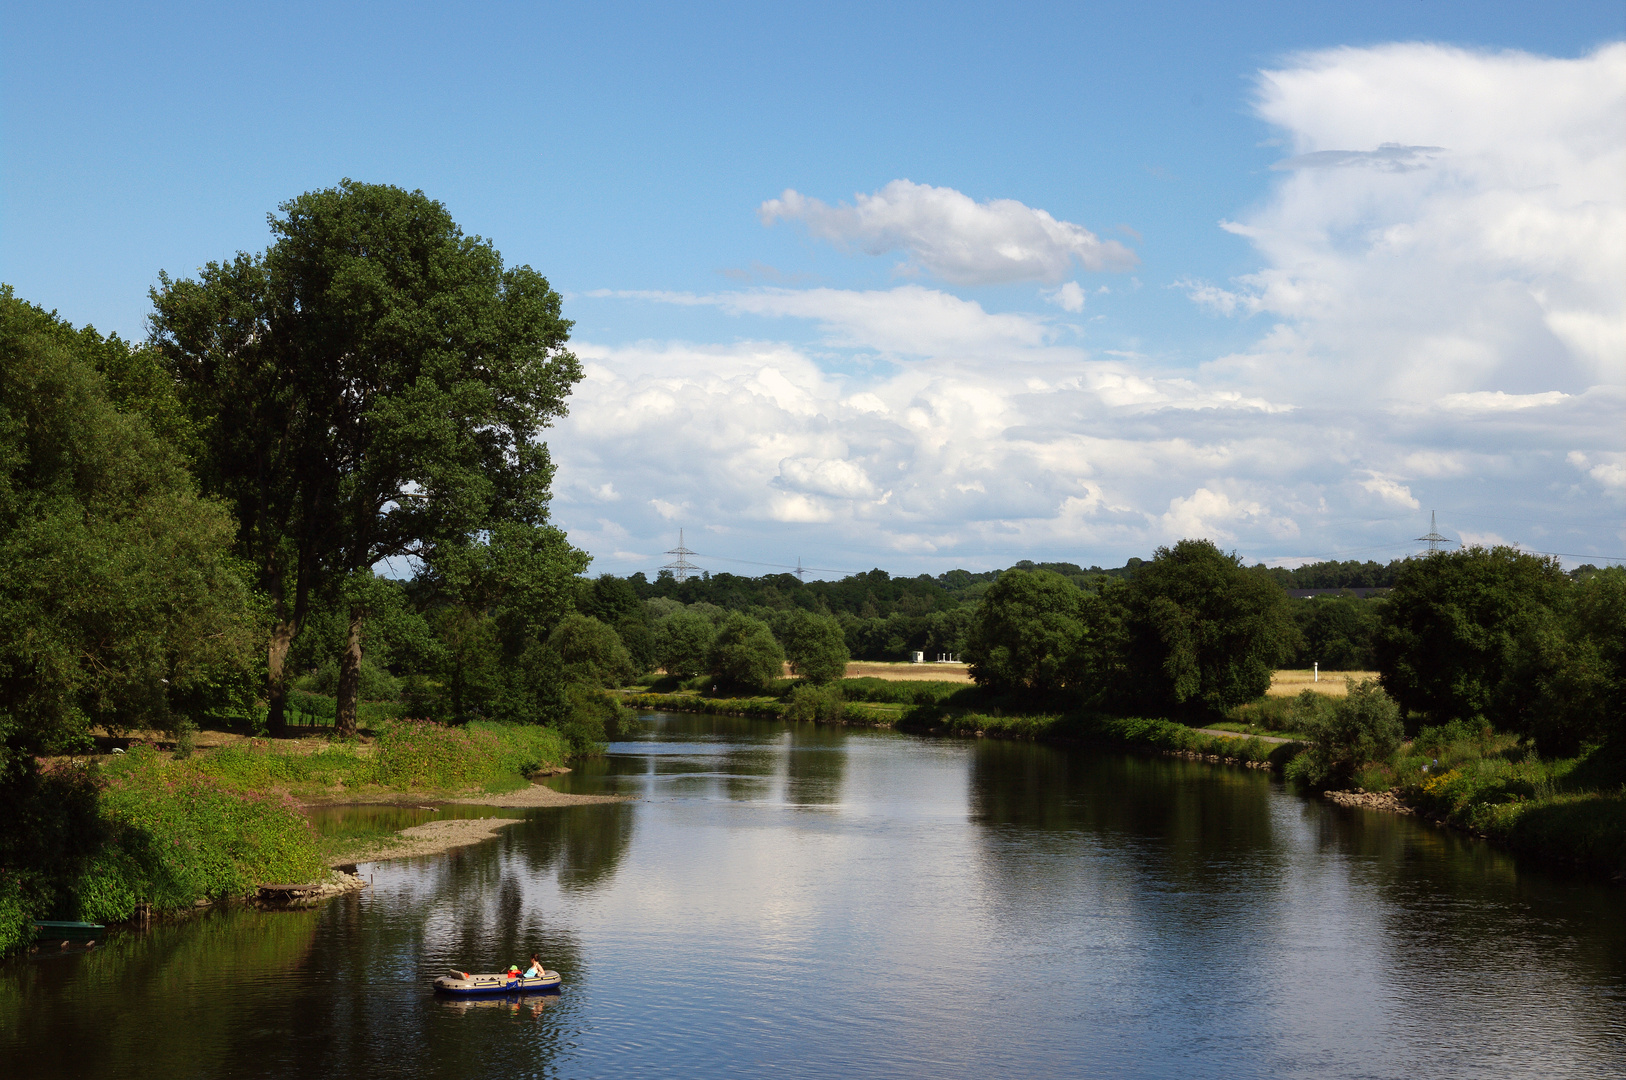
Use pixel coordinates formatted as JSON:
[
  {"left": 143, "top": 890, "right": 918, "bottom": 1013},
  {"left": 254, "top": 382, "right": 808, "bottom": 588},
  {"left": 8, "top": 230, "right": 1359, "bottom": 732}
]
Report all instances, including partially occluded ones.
[{"left": 31, "top": 921, "right": 104, "bottom": 942}]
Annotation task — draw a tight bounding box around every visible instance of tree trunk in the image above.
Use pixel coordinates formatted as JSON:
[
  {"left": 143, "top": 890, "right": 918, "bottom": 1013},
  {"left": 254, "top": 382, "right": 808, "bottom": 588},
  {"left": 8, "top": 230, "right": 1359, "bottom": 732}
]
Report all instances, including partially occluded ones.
[
  {"left": 267, "top": 620, "right": 295, "bottom": 735},
  {"left": 335, "top": 605, "right": 364, "bottom": 735}
]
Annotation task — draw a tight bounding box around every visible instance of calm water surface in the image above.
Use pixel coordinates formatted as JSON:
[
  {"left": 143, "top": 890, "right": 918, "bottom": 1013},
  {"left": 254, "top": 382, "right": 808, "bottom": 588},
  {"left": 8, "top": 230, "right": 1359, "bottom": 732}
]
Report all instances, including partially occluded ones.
[{"left": 4, "top": 713, "right": 1624, "bottom": 1078}]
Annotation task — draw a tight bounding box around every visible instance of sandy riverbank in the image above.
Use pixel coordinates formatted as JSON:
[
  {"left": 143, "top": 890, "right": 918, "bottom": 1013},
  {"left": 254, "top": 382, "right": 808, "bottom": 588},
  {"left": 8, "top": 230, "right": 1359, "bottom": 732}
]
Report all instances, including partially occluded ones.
[{"left": 339, "top": 783, "right": 631, "bottom": 864}]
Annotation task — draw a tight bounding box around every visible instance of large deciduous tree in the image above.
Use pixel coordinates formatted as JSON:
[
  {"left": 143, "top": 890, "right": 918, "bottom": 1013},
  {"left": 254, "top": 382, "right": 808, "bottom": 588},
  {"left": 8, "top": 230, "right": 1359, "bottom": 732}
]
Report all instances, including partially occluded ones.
[
  {"left": 964, "top": 569, "right": 1089, "bottom": 694},
  {"left": 149, "top": 181, "right": 582, "bottom": 733},
  {"left": 1374, "top": 546, "right": 1585, "bottom": 746},
  {"left": 1114, "top": 540, "right": 1297, "bottom": 717}
]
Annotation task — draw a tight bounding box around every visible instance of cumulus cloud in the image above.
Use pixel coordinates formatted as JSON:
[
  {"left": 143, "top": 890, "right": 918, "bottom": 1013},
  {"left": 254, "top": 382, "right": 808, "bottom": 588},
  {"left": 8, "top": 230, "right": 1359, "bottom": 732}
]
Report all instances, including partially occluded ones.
[
  {"left": 1202, "top": 42, "right": 1626, "bottom": 404},
  {"left": 759, "top": 180, "right": 1137, "bottom": 285},
  {"left": 1042, "top": 281, "right": 1087, "bottom": 313},
  {"left": 1568, "top": 451, "right": 1626, "bottom": 494},
  {"left": 1358, "top": 473, "right": 1421, "bottom": 510},
  {"left": 552, "top": 43, "right": 1625, "bottom": 574}
]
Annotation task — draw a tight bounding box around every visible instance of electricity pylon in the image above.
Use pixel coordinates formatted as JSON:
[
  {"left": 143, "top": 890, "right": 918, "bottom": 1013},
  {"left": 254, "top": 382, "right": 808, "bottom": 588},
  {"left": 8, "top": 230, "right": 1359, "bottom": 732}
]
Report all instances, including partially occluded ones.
[
  {"left": 1415, "top": 511, "right": 1450, "bottom": 555},
  {"left": 661, "top": 529, "right": 701, "bottom": 582}
]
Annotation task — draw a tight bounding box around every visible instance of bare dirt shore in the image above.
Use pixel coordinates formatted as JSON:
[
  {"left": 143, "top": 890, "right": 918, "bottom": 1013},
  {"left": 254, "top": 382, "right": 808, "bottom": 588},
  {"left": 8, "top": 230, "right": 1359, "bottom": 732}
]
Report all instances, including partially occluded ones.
[
  {"left": 342, "top": 784, "right": 631, "bottom": 864},
  {"left": 448, "top": 784, "right": 629, "bottom": 809}
]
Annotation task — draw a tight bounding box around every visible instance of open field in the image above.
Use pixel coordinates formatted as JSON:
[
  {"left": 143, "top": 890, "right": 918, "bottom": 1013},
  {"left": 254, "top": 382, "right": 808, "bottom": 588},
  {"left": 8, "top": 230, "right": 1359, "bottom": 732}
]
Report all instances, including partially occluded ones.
[
  {"left": 844, "top": 661, "right": 973, "bottom": 682},
  {"left": 839, "top": 664, "right": 1376, "bottom": 693},
  {"left": 1267, "top": 670, "right": 1379, "bottom": 697}
]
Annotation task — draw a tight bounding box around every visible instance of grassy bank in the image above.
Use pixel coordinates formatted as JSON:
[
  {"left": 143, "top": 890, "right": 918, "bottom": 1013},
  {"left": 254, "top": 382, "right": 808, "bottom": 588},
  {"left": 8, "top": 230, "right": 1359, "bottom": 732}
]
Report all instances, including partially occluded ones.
[
  {"left": 0, "top": 720, "right": 571, "bottom": 955},
  {"left": 1320, "top": 724, "right": 1626, "bottom": 879},
  {"left": 618, "top": 690, "right": 904, "bottom": 726},
  {"left": 913, "top": 710, "right": 1302, "bottom": 768}
]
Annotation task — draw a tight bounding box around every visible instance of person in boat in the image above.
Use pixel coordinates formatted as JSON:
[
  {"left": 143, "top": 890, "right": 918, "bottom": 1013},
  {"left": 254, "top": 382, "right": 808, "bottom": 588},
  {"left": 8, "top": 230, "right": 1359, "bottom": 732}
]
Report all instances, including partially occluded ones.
[{"left": 523, "top": 954, "right": 544, "bottom": 979}]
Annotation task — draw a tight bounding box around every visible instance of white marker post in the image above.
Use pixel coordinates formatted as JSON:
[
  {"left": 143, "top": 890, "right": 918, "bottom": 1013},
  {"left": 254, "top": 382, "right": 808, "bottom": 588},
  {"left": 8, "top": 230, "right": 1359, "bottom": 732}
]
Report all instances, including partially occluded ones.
[{"left": 1314, "top": 662, "right": 1319, "bottom": 683}]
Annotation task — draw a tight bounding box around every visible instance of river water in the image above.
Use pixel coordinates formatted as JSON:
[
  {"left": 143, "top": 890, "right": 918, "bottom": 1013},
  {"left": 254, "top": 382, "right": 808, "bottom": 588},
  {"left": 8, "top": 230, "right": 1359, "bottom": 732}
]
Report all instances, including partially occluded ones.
[{"left": 4, "top": 713, "right": 1624, "bottom": 1078}]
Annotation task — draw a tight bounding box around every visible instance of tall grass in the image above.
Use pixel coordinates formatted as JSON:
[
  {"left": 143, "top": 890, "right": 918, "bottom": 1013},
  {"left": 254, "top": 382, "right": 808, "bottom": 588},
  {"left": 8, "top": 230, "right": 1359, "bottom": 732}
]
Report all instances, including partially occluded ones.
[{"left": 81, "top": 747, "right": 327, "bottom": 921}]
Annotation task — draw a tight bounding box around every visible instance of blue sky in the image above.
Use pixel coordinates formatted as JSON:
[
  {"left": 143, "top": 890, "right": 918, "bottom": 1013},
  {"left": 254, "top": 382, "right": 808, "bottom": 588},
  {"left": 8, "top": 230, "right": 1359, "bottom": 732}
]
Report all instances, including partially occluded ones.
[{"left": 4, "top": 2, "right": 1623, "bottom": 578}]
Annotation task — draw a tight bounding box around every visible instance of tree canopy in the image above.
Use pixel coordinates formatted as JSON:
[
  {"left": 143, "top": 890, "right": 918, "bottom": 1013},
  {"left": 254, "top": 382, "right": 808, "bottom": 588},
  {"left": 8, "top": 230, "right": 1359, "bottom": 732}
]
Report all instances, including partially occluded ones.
[
  {"left": 1114, "top": 540, "right": 1297, "bottom": 716},
  {"left": 964, "top": 569, "right": 1090, "bottom": 694},
  {"left": 0, "top": 287, "right": 258, "bottom": 773},
  {"left": 149, "top": 180, "right": 582, "bottom": 732}
]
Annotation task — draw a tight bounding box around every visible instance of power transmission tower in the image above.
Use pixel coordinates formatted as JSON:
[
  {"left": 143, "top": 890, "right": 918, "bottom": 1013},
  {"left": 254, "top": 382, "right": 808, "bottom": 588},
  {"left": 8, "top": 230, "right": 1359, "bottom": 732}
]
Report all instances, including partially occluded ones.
[
  {"left": 794, "top": 557, "right": 805, "bottom": 582},
  {"left": 661, "top": 529, "right": 701, "bottom": 582},
  {"left": 1415, "top": 511, "right": 1450, "bottom": 555}
]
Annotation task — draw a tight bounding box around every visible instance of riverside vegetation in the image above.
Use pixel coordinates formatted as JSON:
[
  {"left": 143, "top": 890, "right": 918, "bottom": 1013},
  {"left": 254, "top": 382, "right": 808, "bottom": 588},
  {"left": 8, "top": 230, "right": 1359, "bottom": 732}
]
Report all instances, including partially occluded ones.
[
  {"left": 4, "top": 183, "right": 1623, "bottom": 957},
  {"left": 0, "top": 720, "right": 570, "bottom": 953}
]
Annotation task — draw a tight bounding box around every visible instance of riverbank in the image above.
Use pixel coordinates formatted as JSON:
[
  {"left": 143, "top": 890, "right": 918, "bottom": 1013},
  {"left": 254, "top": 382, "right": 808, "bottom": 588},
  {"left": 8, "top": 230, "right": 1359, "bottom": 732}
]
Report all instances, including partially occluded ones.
[
  {"left": 624, "top": 693, "right": 1626, "bottom": 882},
  {"left": 0, "top": 719, "right": 592, "bottom": 955}
]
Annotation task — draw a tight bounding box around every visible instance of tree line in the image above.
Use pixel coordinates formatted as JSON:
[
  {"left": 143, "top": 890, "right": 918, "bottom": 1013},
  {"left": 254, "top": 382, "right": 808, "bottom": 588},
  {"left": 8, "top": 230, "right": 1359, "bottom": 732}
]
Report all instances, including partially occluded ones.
[{"left": 3, "top": 178, "right": 1620, "bottom": 796}]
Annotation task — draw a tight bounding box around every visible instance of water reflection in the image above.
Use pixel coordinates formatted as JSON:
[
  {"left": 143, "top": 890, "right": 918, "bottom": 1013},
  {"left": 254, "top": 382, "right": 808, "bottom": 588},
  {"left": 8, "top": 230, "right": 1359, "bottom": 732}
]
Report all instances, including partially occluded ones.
[{"left": 4, "top": 713, "right": 1623, "bottom": 1079}]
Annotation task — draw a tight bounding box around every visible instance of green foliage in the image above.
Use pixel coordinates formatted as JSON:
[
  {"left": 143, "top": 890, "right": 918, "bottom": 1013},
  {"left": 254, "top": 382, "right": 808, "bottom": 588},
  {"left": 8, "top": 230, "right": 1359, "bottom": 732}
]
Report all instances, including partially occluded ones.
[
  {"left": 1288, "top": 595, "right": 1381, "bottom": 670},
  {"left": 655, "top": 611, "right": 718, "bottom": 679},
  {"left": 0, "top": 287, "right": 259, "bottom": 772},
  {"left": 547, "top": 614, "right": 635, "bottom": 687},
  {"left": 1512, "top": 566, "right": 1626, "bottom": 756},
  {"left": 776, "top": 610, "right": 850, "bottom": 685},
  {"left": 836, "top": 678, "right": 966, "bottom": 705},
  {"left": 1375, "top": 546, "right": 1566, "bottom": 728},
  {"left": 557, "top": 685, "right": 634, "bottom": 754},
  {"left": 91, "top": 747, "right": 325, "bottom": 917},
  {"left": 577, "top": 573, "right": 643, "bottom": 627},
  {"left": 706, "top": 613, "right": 786, "bottom": 691},
  {"left": 922, "top": 710, "right": 1294, "bottom": 767},
  {"left": 615, "top": 616, "right": 657, "bottom": 674},
  {"left": 1111, "top": 540, "right": 1297, "bottom": 718},
  {"left": 783, "top": 684, "right": 847, "bottom": 723},
  {"left": 149, "top": 180, "right": 583, "bottom": 732},
  {"left": 1289, "top": 681, "right": 1404, "bottom": 789},
  {"left": 963, "top": 569, "right": 1089, "bottom": 693}
]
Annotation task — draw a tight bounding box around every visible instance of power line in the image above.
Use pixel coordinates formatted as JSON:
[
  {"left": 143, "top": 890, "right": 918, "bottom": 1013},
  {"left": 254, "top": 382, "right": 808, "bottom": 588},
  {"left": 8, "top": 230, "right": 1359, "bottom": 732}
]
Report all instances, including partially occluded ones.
[{"left": 692, "top": 551, "right": 862, "bottom": 576}]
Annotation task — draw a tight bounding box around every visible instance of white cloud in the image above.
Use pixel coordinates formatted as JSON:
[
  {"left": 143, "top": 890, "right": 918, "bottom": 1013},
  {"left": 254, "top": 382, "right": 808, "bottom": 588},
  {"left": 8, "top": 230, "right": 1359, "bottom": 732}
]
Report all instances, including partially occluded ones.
[
  {"left": 597, "top": 285, "right": 1053, "bottom": 358},
  {"left": 1042, "top": 281, "right": 1087, "bottom": 313},
  {"left": 1160, "top": 487, "right": 1299, "bottom": 543},
  {"left": 1201, "top": 42, "right": 1626, "bottom": 404},
  {"left": 1569, "top": 451, "right": 1626, "bottom": 494},
  {"left": 1176, "top": 278, "right": 1252, "bottom": 316},
  {"left": 760, "top": 180, "right": 1137, "bottom": 285},
  {"left": 1437, "top": 390, "right": 1569, "bottom": 411},
  {"left": 1358, "top": 473, "right": 1420, "bottom": 509},
  {"left": 550, "top": 44, "right": 1625, "bottom": 574}
]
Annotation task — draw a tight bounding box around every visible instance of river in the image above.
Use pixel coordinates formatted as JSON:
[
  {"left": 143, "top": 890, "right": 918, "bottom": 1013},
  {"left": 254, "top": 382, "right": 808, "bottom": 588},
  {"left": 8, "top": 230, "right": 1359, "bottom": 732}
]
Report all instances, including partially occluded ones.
[{"left": 4, "top": 712, "right": 1624, "bottom": 1078}]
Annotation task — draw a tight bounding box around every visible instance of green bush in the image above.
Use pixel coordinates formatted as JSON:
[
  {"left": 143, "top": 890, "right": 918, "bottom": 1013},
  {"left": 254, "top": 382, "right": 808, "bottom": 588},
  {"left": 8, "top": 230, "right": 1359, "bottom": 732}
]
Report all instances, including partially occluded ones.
[
  {"left": 1290, "top": 680, "right": 1403, "bottom": 789},
  {"left": 784, "top": 684, "right": 846, "bottom": 723},
  {"left": 92, "top": 747, "right": 326, "bottom": 916},
  {"left": 654, "top": 611, "right": 717, "bottom": 680},
  {"left": 547, "top": 614, "right": 635, "bottom": 687},
  {"left": 556, "top": 685, "right": 633, "bottom": 755},
  {"left": 837, "top": 678, "right": 965, "bottom": 705},
  {"left": 707, "top": 613, "right": 786, "bottom": 690},
  {"left": 777, "top": 611, "right": 849, "bottom": 685}
]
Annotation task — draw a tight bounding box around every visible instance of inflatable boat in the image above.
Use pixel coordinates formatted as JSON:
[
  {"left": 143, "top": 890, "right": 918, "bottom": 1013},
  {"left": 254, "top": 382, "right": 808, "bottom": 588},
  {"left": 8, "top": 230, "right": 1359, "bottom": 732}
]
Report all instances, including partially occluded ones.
[{"left": 433, "top": 969, "right": 561, "bottom": 995}]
